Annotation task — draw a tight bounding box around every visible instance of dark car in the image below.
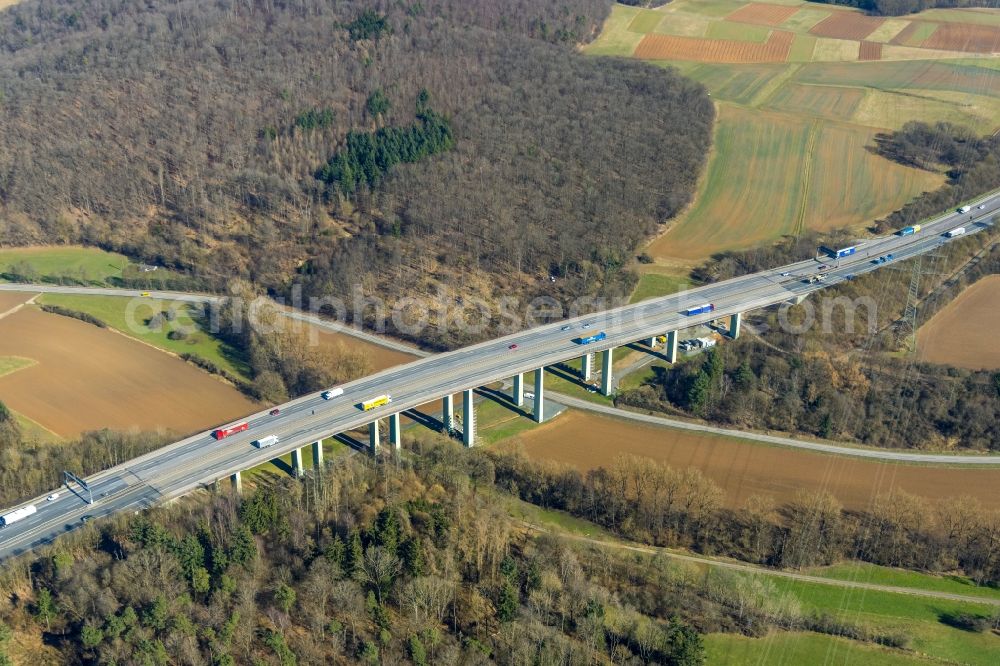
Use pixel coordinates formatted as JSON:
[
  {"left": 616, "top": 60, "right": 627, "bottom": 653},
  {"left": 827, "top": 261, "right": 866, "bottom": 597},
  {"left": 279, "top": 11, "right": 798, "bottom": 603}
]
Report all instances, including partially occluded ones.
[
  {"left": 270, "top": 408, "right": 280, "bottom": 416},
  {"left": 818, "top": 264, "right": 829, "bottom": 270}
]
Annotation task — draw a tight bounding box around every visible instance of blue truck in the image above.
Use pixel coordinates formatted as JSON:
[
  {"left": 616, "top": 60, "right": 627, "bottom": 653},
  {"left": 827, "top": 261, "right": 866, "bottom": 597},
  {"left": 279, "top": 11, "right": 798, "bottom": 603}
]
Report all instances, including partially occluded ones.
[
  {"left": 684, "top": 303, "right": 716, "bottom": 316},
  {"left": 577, "top": 332, "right": 607, "bottom": 345},
  {"left": 897, "top": 225, "right": 921, "bottom": 236}
]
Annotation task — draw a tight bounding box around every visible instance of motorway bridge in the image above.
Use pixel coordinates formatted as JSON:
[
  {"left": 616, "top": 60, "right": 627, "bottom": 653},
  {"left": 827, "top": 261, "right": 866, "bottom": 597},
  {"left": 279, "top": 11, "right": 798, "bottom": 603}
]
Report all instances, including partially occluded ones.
[{"left": 0, "top": 195, "right": 998, "bottom": 561}]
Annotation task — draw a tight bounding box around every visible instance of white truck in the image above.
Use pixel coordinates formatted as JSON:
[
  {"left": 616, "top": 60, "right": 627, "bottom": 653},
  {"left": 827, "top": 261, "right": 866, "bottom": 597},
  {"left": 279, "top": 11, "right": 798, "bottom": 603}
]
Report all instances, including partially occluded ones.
[
  {"left": 946, "top": 227, "right": 966, "bottom": 238},
  {"left": 0, "top": 504, "right": 37, "bottom": 527},
  {"left": 322, "top": 387, "right": 344, "bottom": 400},
  {"left": 253, "top": 435, "right": 279, "bottom": 449},
  {"left": 958, "top": 205, "right": 971, "bottom": 214}
]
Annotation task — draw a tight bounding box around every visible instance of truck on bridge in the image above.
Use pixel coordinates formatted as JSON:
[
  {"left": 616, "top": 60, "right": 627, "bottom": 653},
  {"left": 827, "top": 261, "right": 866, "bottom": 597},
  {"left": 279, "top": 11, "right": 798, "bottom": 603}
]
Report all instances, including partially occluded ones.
[
  {"left": 576, "top": 332, "right": 607, "bottom": 345},
  {"left": 946, "top": 227, "right": 966, "bottom": 238},
  {"left": 213, "top": 422, "right": 249, "bottom": 440},
  {"left": 897, "top": 225, "right": 921, "bottom": 236},
  {"left": 361, "top": 395, "right": 392, "bottom": 411},
  {"left": 684, "top": 303, "right": 715, "bottom": 316},
  {"left": 1, "top": 504, "right": 37, "bottom": 528},
  {"left": 253, "top": 435, "right": 279, "bottom": 449}
]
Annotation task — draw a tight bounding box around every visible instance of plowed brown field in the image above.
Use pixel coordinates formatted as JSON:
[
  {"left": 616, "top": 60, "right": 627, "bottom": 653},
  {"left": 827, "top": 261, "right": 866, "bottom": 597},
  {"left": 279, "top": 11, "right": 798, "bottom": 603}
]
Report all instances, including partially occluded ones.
[
  {"left": 810, "top": 12, "right": 885, "bottom": 40},
  {"left": 923, "top": 22, "right": 1000, "bottom": 52},
  {"left": 858, "top": 41, "right": 883, "bottom": 60},
  {"left": 510, "top": 411, "right": 1000, "bottom": 511},
  {"left": 726, "top": 3, "right": 799, "bottom": 26},
  {"left": 916, "top": 275, "right": 1000, "bottom": 370},
  {"left": 0, "top": 291, "right": 35, "bottom": 315},
  {"left": 633, "top": 31, "right": 794, "bottom": 63},
  {"left": 0, "top": 307, "right": 258, "bottom": 437}
]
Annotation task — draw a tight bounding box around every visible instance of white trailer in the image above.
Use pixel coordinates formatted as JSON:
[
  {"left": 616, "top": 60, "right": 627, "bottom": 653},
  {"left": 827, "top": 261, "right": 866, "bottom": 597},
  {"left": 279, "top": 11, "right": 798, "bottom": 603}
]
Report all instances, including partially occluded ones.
[
  {"left": 946, "top": 227, "right": 966, "bottom": 238},
  {"left": 0, "top": 504, "right": 37, "bottom": 527},
  {"left": 253, "top": 435, "right": 280, "bottom": 449}
]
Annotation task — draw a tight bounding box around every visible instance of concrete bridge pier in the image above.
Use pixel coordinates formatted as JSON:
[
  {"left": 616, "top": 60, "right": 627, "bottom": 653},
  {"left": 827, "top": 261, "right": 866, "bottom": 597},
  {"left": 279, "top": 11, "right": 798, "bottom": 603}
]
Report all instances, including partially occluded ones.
[
  {"left": 666, "top": 330, "right": 678, "bottom": 364},
  {"left": 291, "top": 446, "right": 305, "bottom": 477},
  {"left": 581, "top": 353, "right": 593, "bottom": 382},
  {"left": 463, "top": 389, "right": 476, "bottom": 447},
  {"left": 312, "top": 440, "right": 324, "bottom": 469},
  {"left": 512, "top": 373, "right": 524, "bottom": 407},
  {"left": 647, "top": 336, "right": 657, "bottom": 348},
  {"left": 231, "top": 471, "right": 243, "bottom": 495},
  {"left": 369, "top": 421, "right": 381, "bottom": 455},
  {"left": 389, "top": 413, "right": 402, "bottom": 451},
  {"left": 729, "top": 312, "right": 742, "bottom": 339},
  {"left": 442, "top": 394, "right": 455, "bottom": 432},
  {"left": 601, "top": 348, "right": 614, "bottom": 396},
  {"left": 533, "top": 367, "right": 545, "bottom": 423}
]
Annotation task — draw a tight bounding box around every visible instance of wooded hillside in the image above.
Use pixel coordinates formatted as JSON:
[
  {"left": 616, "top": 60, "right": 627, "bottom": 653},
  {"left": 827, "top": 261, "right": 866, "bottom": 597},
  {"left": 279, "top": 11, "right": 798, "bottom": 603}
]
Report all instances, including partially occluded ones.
[{"left": 0, "top": 0, "right": 713, "bottom": 347}]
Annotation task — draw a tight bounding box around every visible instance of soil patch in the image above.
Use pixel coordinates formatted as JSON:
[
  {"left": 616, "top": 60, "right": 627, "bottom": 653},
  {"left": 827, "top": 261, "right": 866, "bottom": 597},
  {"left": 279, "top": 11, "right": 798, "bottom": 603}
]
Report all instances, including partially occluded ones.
[
  {"left": 511, "top": 411, "right": 1000, "bottom": 511},
  {"left": 916, "top": 274, "right": 1000, "bottom": 370},
  {"left": 0, "top": 291, "right": 36, "bottom": 314},
  {"left": 922, "top": 22, "right": 1000, "bottom": 53},
  {"left": 633, "top": 31, "right": 794, "bottom": 63},
  {"left": 810, "top": 12, "right": 885, "bottom": 41},
  {"left": 858, "top": 41, "right": 883, "bottom": 61},
  {"left": 0, "top": 307, "right": 258, "bottom": 437}
]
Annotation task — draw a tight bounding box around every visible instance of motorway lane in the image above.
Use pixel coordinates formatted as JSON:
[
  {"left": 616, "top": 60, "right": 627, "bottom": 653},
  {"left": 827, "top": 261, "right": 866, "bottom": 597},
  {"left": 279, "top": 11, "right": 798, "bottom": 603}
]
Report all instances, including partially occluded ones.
[{"left": 1, "top": 195, "right": 997, "bottom": 560}]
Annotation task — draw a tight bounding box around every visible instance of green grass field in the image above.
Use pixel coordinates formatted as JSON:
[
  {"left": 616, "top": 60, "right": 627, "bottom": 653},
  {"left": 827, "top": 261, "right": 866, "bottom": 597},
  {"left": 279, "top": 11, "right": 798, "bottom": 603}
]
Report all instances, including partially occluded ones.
[
  {"left": 705, "top": 631, "right": 925, "bottom": 665},
  {"left": 0, "top": 355, "right": 35, "bottom": 378},
  {"left": 807, "top": 562, "right": 1000, "bottom": 602},
  {"left": 35, "top": 294, "right": 251, "bottom": 380},
  {"left": 629, "top": 272, "right": 692, "bottom": 303},
  {"left": 502, "top": 482, "right": 1000, "bottom": 664},
  {"left": 705, "top": 20, "right": 771, "bottom": 43},
  {"left": 0, "top": 246, "right": 128, "bottom": 285}
]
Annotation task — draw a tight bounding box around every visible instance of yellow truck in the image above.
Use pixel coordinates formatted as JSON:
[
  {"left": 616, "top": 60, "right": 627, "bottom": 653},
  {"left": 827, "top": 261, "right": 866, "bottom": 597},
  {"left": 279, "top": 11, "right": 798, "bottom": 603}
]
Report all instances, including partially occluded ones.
[{"left": 361, "top": 394, "right": 392, "bottom": 411}]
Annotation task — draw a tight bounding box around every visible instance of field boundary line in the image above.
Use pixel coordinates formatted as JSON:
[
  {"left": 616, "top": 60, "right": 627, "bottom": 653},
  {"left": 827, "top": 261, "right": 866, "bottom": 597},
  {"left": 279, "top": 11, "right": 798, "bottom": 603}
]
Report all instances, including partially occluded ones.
[
  {"left": 747, "top": 62, "right": 801, "bottom": 108},
  {"left": 519, "top": 520, "right": 1000, "bottom": 606},
  {"left": 793, "top": 119, "right": 822, "bottom": 237}
]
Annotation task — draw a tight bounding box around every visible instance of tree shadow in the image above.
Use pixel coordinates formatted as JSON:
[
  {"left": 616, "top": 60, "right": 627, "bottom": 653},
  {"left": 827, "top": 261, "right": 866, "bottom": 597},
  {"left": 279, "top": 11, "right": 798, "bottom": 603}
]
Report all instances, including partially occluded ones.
[{"left": 938, "top": 610, "right": 992, "bottom": 633}]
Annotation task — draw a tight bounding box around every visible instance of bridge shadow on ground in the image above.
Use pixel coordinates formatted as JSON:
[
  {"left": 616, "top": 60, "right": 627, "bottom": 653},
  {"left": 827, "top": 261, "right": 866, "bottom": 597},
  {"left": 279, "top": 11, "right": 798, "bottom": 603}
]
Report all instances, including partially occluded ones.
[{"left": 476, "top": 386, "right": 532, "bottom": 419}]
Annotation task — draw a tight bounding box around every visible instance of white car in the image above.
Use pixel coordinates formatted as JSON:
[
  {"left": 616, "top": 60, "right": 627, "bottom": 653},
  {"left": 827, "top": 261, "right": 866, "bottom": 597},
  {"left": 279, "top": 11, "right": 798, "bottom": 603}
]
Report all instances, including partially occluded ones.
[
  {"left": 581, "top": 323, "right": 593, "bottom": 329},
  {"left": 979, "top": 204, "right": 986, "bottom": 209},
  {"left": 47, "top": 493, "right": 59, "bottom": 502},
  {"left": 524, "top": 391, "right": 535, "bottom": 400},
  {"left": 780, "top": 271, "right": 791, "bottom": 277}
]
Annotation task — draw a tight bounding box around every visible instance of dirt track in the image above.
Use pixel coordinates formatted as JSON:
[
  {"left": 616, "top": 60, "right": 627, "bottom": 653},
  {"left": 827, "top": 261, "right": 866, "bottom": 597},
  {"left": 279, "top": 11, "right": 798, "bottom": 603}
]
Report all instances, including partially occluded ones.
[
  {"left": 0, "top": 307, "right": 258, "bottom": 437},
  {"left": 916, "top": 275, "right": 1000, "bottom": 370},
  {"left": 0, "top": 291, "right": 35, "bottom": 316},
  {"left": 511, "top": 411, "right": 1000, "bottom": 511}
]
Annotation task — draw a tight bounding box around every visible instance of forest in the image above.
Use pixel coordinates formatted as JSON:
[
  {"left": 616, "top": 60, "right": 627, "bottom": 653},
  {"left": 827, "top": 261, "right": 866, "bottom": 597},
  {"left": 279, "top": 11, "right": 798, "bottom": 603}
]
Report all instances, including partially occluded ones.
[
  {"left": 3, "top": 429, "right": 998, "bottom": 664},
  {"left": 0, "top": 0, "right": 713, "bottom": 348}
]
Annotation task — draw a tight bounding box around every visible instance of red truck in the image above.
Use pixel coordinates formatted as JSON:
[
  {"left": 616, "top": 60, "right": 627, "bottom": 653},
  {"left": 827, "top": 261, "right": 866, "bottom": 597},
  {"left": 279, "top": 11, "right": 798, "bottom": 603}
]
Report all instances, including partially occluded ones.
[{"left": 213, "top": 422, "right": 249, "bottom": 440}]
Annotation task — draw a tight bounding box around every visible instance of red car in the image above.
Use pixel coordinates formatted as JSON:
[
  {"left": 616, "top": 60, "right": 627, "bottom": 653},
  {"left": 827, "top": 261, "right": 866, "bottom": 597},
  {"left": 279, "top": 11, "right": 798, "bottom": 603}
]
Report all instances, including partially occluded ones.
[
  {"left": 508, "top": 343, "right": 519, "bottom": 350},
  {"left": 270, "top": 408, "right": 280, "bottom": 416}
]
